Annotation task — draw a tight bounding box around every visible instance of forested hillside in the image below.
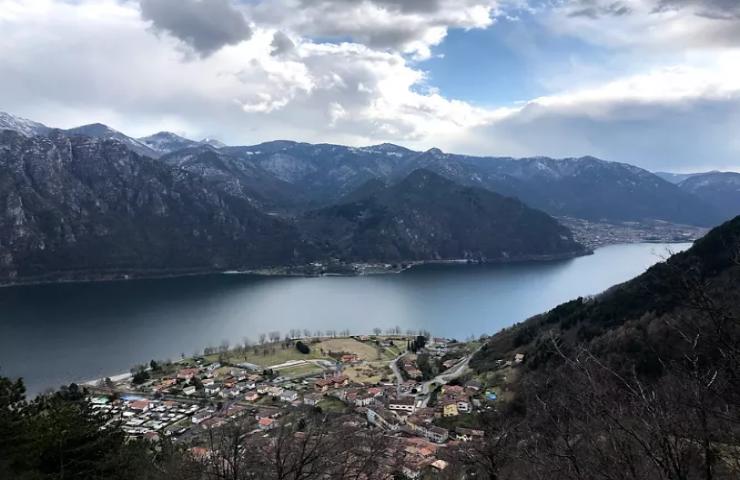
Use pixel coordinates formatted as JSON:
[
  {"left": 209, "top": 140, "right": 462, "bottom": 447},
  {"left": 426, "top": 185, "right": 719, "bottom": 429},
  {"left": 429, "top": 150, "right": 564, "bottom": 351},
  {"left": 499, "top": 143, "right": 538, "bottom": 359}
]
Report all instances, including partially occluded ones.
[{"left": 466, "top": 215, "right": 740, "bottom": 479}]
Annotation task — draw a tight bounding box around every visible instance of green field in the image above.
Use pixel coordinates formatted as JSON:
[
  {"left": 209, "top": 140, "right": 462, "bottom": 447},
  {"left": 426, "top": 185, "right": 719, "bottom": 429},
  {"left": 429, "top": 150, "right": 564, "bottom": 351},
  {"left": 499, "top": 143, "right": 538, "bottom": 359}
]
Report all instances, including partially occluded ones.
[
  {"left": 277, "top": 363, "right": 325, "bottom": 378},
  {"left": 317, "top": 396, "right": 349, "bottom": 414}
]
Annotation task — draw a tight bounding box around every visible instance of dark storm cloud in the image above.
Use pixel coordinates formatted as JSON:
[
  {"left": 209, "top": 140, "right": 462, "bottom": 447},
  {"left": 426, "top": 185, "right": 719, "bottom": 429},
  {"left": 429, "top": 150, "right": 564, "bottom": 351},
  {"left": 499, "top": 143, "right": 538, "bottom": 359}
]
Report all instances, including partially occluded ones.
[{"left": 140, "top": 0, "right": 252, "bottom": 56}]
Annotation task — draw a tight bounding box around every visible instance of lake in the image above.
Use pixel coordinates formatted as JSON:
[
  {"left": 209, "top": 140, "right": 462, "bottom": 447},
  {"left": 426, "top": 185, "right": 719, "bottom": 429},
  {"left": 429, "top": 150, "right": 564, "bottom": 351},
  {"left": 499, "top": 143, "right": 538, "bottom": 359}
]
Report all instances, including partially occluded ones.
[{"left": 0, "top": 242, "right": 689, "bottom": 396}]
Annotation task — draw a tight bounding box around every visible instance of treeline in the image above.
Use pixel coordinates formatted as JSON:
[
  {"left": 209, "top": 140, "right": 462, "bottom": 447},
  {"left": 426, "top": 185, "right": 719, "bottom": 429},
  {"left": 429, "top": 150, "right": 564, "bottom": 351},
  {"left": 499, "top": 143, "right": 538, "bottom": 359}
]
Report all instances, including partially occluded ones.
[{"left": 459, "top": 216, "right": 740, "bottom": 479}]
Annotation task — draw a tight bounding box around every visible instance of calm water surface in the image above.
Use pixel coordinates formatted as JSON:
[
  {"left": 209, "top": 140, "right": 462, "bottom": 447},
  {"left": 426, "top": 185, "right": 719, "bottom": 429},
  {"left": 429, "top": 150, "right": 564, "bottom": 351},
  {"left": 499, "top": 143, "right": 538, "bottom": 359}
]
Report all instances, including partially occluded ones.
[{"left": 0, "top": 242, "right": 689, "bottom": 396}]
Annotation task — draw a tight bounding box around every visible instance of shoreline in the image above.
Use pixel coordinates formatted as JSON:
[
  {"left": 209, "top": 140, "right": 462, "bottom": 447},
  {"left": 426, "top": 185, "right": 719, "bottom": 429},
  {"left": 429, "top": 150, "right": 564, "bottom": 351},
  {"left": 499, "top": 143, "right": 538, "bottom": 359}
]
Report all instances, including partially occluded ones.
[{"left": 0, "top": 249, "right": 593, "bottom": 289}]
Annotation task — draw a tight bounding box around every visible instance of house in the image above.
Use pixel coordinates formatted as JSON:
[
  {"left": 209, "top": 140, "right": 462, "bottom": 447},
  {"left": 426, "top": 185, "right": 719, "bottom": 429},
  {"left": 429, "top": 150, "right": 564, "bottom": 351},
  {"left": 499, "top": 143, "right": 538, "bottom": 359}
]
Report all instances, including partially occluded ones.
[
  {"left": 303, "top": 393, "right": 323, "bottom": 406},
  {"left": 191, "top": 410, "right": 212, "bottom": 424},
  {"left": 280, "top": 390, "right": 299, "bottom": 402},
  {"left": 367, "top": 387, "right": 384, "bottom": 397},
  {"left": 244, "top": 392, "right": 260, "bottom": 402},
  {"left": 464, "top": 379, "right": 483, "bottom": 391},
  {"left": 340, "top": 354, "right": 358, "bottom": 364},
  {"left": 353, "top": 392, "right": 375, "bottom": 407},
  {"left": 182, "top": 386, "right": 197, "bottom": 396},
  {"left": 431, "top": 459, "right": 449, "bottom": 471},
  {"left": 314, "top": 374, "right": 349, "bottom": 392},
  {"left": 366, "top": 407, "right": 400, "bottom": 431},
  {"left": 442, "top": 403, "right": 459, "bottom": 417},
  {"left": 406, "top": 368, "right": 423, "bottom": 379},
  {"left": 406, "top": 419, "right": 449, "bottom": 444},
  {"left": 457, "top": 400, "right": 471, "bottom": 413},
  {"left": 204, "top": 384, "right": 220, "bottom": 396},
  {"left": 129, "top": 400, "right": 150, "bottom": 412},
  {"left": 388, "top": 397, "right": 416, "bottom": 413},
  {"left": 258, "top": 417, "right": 275, "bottom": 430},
  {"left": 177, "top": 368, "right": 199, "bottom": 380},
  {"left": 425, "top": 426, "right": 449, "bottom": 444},
  {"left": 401, "top": 456, "right": 429, "bottom": 479},
  {"left": 514, "top": 353, "right": 525, "bottom": 364},
  {"left": 455, "top": 427, "right": 485, "bottom": 442},
  {"left": 442, "top": 359, "right": 458, "bottom": 369},
  {"left": 442, "top": 385, "right": 464, "bottom": 396},
  {"left": 267, "top": 386, "right": 284, "bottom": 397},
  {"left": 205, "top": 362, "right": 221, "bottom": 372}
]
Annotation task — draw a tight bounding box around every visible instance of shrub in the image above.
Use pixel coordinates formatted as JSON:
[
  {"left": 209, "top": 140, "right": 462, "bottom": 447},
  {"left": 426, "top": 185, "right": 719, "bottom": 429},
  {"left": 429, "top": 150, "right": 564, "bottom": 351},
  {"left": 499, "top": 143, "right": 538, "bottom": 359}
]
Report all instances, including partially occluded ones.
[{"left": 295, "top": 341, "right": 310, "bottom": 354}]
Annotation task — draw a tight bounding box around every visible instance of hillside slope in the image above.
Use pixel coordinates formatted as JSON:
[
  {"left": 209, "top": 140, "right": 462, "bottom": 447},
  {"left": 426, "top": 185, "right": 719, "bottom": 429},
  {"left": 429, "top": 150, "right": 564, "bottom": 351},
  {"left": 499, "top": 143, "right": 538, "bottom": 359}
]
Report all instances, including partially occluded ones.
[
  {"left": 467, "top": 216, "right": 740, "bottom": 479},
  {"left": 0, "top": 131, "right": 309, "bottom": 284},
  {"left": 301, "top": 169, "right": 588, "bottom": 263},
  {"left": 678, "top": 171, "right": 740, "bottom": 222}
]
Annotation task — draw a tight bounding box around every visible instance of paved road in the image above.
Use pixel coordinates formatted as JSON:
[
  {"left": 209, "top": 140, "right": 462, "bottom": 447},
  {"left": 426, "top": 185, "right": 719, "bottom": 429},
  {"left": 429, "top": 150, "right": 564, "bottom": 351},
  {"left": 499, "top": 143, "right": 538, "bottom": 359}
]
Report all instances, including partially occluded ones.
[{"left": 389, "top": 353, "right": 406, "bottom": 396}]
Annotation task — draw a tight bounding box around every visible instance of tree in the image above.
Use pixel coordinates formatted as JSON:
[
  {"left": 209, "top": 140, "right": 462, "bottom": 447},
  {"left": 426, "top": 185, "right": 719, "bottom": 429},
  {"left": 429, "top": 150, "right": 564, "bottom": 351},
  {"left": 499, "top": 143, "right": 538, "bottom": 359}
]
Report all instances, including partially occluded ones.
[
  {"left": 259, "top": 333, "right": 267, "bottom": 345},
  {"left": 131, "top": 365, "right": 150, "bottom": 385},
  {"left": 373, "top": 328, "right": 382, "bottom": 336}
]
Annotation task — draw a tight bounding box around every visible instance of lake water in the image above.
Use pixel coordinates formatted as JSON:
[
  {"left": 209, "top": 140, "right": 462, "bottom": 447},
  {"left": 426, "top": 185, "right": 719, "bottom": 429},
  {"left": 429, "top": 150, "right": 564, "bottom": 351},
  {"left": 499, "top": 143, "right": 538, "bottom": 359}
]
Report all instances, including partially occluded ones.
[{"left": 0, "top": 242, "right": 689, "bottom": 396}]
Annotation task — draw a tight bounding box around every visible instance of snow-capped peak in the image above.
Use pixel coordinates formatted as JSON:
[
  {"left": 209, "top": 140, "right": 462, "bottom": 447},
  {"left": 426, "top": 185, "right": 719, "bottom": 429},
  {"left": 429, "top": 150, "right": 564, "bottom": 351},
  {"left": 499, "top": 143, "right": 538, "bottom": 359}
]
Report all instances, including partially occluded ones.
[{"left": 0, "top": 111, "right": 50, "bottom": 137}]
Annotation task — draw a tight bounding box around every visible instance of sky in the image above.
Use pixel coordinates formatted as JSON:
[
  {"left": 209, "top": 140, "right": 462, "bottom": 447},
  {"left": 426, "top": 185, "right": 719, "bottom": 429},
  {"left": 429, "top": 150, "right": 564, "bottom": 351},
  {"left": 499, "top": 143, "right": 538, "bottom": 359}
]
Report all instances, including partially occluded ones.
[{"left": 1, "top": 0, "right": 739, "bottom": 172}]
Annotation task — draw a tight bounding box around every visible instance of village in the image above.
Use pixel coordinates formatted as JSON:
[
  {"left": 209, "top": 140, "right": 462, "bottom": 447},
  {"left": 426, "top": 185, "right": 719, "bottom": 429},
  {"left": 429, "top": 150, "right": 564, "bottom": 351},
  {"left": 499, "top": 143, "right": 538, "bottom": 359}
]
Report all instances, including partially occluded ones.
[{"left": 86, "top": 332, "right": 526, "bottom": 479}]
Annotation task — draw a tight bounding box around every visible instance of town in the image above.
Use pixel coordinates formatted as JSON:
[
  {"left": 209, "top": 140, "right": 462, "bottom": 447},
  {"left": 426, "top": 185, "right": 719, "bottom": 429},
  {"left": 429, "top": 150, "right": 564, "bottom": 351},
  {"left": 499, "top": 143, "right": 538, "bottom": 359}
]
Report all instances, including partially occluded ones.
[{"left": 84, "top": 331, "right": 525, "bottom": 478}]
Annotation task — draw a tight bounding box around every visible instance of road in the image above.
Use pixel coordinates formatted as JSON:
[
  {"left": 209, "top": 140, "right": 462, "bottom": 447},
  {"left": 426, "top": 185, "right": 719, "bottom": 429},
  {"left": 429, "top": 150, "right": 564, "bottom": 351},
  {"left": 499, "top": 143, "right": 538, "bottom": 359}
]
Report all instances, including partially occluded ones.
[{"left": 389, "top": 353, "right": 406, "bottom": 397}]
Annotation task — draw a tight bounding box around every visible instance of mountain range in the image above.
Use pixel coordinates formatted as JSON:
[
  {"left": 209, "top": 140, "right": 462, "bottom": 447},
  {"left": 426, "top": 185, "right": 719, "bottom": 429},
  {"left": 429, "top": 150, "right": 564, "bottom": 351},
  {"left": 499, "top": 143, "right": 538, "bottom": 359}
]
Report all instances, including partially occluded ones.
[
  {"left": 675, "top": 171, "right": 740, "bottom": 221},
  {"left": 1, "top": 110, "right": 736, "bottom": 285}
]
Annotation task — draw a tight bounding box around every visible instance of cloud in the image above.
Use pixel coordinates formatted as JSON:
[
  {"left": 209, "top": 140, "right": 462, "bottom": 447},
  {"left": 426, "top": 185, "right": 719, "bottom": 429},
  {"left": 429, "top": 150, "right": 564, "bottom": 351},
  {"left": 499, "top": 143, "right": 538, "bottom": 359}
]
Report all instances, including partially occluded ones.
[
  {"left": 140, "top": 0, "right": 251, "bottom": 57},
  {"left": 245, "top": 0, "right": 498, "bottom": 59},
  {"left": 270, "top": 31, "right": 295, "bottom": 56},
  {"left": 451, "top": 62, "right": 740, "bottom": 171},
  {"left": 545, "top": 0, "right": 740, "bottom": 49},
  {"left": 0, "top": 0, "right": 738, "bottom": 173},
  {"left": 654, "top": 0, "right": 740, "bottom": 18},
  {"left": 568, "top": 0, "right": 632, "bottom": 18}
]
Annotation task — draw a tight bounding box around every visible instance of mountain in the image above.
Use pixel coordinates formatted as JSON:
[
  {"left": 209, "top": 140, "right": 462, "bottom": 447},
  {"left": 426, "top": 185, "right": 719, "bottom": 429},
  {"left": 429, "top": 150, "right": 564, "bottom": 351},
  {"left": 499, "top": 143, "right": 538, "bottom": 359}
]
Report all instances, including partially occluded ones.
[
  {"left": 0, "top": 111, "right": 50, "bottom": 137},
  {"left": 0, "top": 112, "right": 724, "bottom": 226},
  {"left": 677, "top": 171, "right": 740, "bottom": 222},
  {"left": 65, "top": 123, "right": 159, "bottom": 158},
  {"left": 200, "top": 137, "right": 226, "bottom": 148},
  {"left": 468, "top": 215, "right": 740, "bottom": 478},
  {"left": 654, "top": 171, "right": 701, "bottom": 184},
  {"left": 0, "top": 130, "right": 309, "bottom": 285},
  {"left": 398, "top": 151, "right": 723, "bottom": 227},
  {"left": 138, "top": 131, "right": 199, "bottom": 154},
  {"left": 220, "top": 141, "right": 417, "bottom": 207},
  {"left": 159, "top": 145, "right": 308, "bottom": 210},
  {"left": 217, "top": 141, "right": 721, "bottom": 226},
  {"left": 300, "top": 169, "right": 587, "bottom": 263},
  {"left": 138, "top": 132, "right": 228, "bottom": 154},
  {"left": 474, "top": 214, "right": 740, "bottom": 373}
]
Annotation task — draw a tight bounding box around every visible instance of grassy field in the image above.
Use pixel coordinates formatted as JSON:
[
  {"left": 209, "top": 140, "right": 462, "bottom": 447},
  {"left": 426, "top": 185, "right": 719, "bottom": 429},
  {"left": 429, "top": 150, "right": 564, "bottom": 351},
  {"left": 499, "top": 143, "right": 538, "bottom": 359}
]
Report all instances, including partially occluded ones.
[
  {"left": 196, "top": 336, "right": 409, "bottom": 371},
  {"left": 343, "top": 363, "right": 393, "bottom": 384},
  {"left": 207, "top": 346, "right": 328, "bottom": 369},
  {"left": 277, "top": 363, "right": 325, "bottom": 378},
  {"left": 316, "top": 338, "right": 380, "bottom": 360},
  {"left": 317, "top": 396, "right": 349, "bottom": 414}
]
